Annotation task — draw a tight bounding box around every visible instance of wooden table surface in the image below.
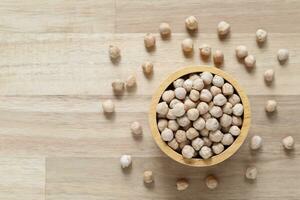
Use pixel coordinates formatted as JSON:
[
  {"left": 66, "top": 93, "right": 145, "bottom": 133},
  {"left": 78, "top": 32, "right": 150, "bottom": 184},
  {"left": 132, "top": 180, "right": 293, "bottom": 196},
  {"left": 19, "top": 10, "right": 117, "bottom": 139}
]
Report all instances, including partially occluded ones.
[{"left": 0, "top": 1, "right": 299, "bottom": 199}]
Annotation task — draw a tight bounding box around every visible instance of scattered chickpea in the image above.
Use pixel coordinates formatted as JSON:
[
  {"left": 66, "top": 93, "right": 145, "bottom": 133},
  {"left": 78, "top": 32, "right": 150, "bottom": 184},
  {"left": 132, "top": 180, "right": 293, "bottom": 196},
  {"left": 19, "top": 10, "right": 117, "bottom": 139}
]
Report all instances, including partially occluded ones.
[
  {"left": 144, "top": 33, "right": 156, "bottom": 49},
  {"left": 205, "top": 175, "right": 218, "bottom": 190},
  {"left": 244, "top": 55, "right": 256, "bottom": 69},
  {"left": 199, "top": 44, "right": 211, "bottom": 59},
  {"left": 217, "top": 21, "right": 230, "bottom": 37},
  {"left": 250, "top": 135, "right": 262, "bottom": 150},
  {"left": 264, "top": 69, "right": 275, "bottom": 84},
  {"left": 120, "top": 155, "right": 132, "bottom": 169},
  {"left": 256, "top": 29, "right": 267, "bottom": 44},
  {"left": 277, "top": 49, "right": 289, "bottom": 63},
  {"left": 143, "top": 170, "right": 154, "bottom": 184},
  {"left": 182, "top": 38, "right": 194, "bottom": 54},
  {"left": 235, "top": 45, "right": 248, "bottom": 59},
  {"left": 112, "top": 79, "right": 125, "bottom": 94},
  {"left": 185, "top": 16, "right": 198, "bottom": 31},
  {"left": 282, "top": 136, "right": 295, "bottom": 150},
  {"left": 126, "top": 74, "right": 136, "bottom": 89},
  {"left": 142, "top": 61, "right": 154, "bottom": 76},
  {"left": 176, "top": 178, "right": 189, "bottom": 191},
  {"left": 102, "top": 99, "right": 115, "bottom": 113},
  {"left": 265, "top": 100, "right": 277, "bottom": 113},
  {"left": 130, "top": 121, "right": 143, "bottom": 136},
  {"left": 108, "top": 45, "right": 121, "bottom": 60},
  {"left": 213, "top": 50, "right": 224, "bottom": 67},
  {"left": 245, "top": 166, "right": 258, "bottom": 180},
  {"left": 159, "top": 22, "right": 171, "bottom": 38}
]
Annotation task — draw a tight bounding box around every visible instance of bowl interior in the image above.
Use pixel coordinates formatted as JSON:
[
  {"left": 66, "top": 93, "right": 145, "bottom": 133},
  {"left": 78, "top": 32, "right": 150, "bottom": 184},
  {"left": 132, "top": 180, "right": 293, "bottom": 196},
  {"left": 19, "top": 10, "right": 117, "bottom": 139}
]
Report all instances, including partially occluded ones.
[{"left": 149, "top": 66, "right": 251, "bottom": 167}]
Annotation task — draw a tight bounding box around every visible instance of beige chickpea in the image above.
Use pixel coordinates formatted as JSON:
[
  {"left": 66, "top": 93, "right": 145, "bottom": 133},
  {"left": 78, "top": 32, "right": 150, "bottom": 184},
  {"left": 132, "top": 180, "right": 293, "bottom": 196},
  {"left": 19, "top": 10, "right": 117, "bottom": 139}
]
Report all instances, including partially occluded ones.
[
  {"left": 235, "top": 45, "right": 248, "bottom": 59},
  {"left": 159, "top": 22, "right": 171, "bottom": 38},
  {"left": 213, "top": 50, "right": 224, "bottom": 67},
  {"left": 192, "top": 137, "right": 204, "bottom": 151},
  {"left": 144, "top": 33, "right": 156, "bottom": 49},
  {"left": 199, "top": 146, "right": 213, "bottom": 159},
  {"left": 182, "top": 145, "right": 195, "bottom": 159},
  {"left": 256, "top": 29, "right": 267, "bottom": 43},
  {"left": 193, "top": 117, "right": 206, "bottom": 131},
  {"left": 210, "top": 86, "right": 222, "bottom": 97},
  {"left": 232, "top": 116, "right": 242, "bottom": 126},
  {"left": 130, "top": 121, "right": 143, "bottom": 136},
  {"left": 245, "top": 166, "right": 258, "bottom": 180},
  {"left": 212, "top": 143, "right": 224, "bottom": 154},
  {"left": 213, "top": 94, "right": 227, "bottom": 106},
  {"left": 189, "top": 89, "right": 200, "bottom": 102},
  {"left": 244, "top": 55, "right": 256, "bottom": 69},
  {"left": 187, "top": 108, "right": 200, "bottom": 121},
  {"left": 168, "top": 120, "right": 179, "bottom": 131},
  {"left": 185, "top": 16, "right": 198, "bottom": 31},
  {"left": 199, "top": 44, "right": 211, "bottom": 59},
  {"left": 157, "top": 119, "right": 168, "bottom": 132},
  {"left": 265, "top": 100, "right": 277, "bottom": 113},
  {"left": 182, "top": 38, "right": 194, "bottom": 53},
  {"left": 156, "top": 102, "right": 169, "bottom": 115},
  {"left": 209, "top": 106, "right": 223, "bottom": 118},
  {"left": 166, "top": 109, "right": 176, "bottom": 120},
  {"left": 222, "top": 102, "right": 233, "bottom": 115},
  {"left": 202, "top": 112, "right": 212, "bottom": 121},
  {"left": 175, "top": 87, "right": 187, "bottom": 100},
  {"left": 200, "top": 89, "right": 213, "bottom": 102},
  {"left": 250, "top": 135, "right": 262, "bottom": 150},
  {"left": 120, "top": 155, "right": 132, "bottom": 169},
  {"left": 184, "top": 98, "right": 196, "bottom": 110},
  {"left": 264, "top": 69, "right": 275, "bottom": 83},
  {"left": 232, "top": 103, "right": 244, "bottom": 116},
  {"left": 112, "top": 79, "right": 125, "bottom": 94},
  {"left": 108, "top": 45, "right": 121, "bottom": 60},
  {"left": 228, "top": 94, "right": 241, "bottom": 106},
  {"left": 206, "top": 118, "right": 219, "bottom": 131},
  {"left": 143, "top": 170, "right": 154, "bottom": 184},
  {"left": 222, "top": 83, "right": 234, "bottom": 96},
  {"left": 217, "top": 21, "right": 230, "bottom": 37},
  {"left": 176, "top": 178, "right": 189, "bottom": 191},
  {"left": 203, "top": 137, "right": 212, "bottom": 147},
  {"left": 175, "top": 130, "right": 187, "bottom": 143},
  {"left": 125, "top": 75, "right": 136, "bottom": 89},
  {"left": 221, "top": 125, "right": 230, "bottom": 133},
  {"left": 212, "top": 75, "right": 225, "bottom": 88},
  {"left": 221, "top": 133, "right": 234, "bottom": 146},
  {"left": 173, "top": 78, "right": 184, "bottom": 88},
  {"left": 282, "top": 136, "right": 295, "bottom": 150},
  {"left": 171, "top": 102, "right": 185, "bottom": 117},
  {"left": 229, "top": 125, "right": 241, "bottom": 136},
  {"left": 197, "top": 102, "right": 209, "bottom": 115},
  {"left": 186, "top": 127, "right": 199, "bottom": 140},
  {"left": 161, "top": 128, "right": 174, "bottom": 142},
  {"left": 193, "top": 78, "right": 204, "bottom": 91},
  {"left": 189, "top": 74, "right": 200, "bottom": 81},
  {"left": 277, "top": 49, "right": 289, "bottom": 63},
  {"left": 162, "top": 90, "right": 175, "bottom": 103},
  {"left": 209, "top": 130, "right": 224, "bottom": 143},
  {"left": 170, "top": 99, "right": 181, "bottom": 109},
  {"left": 177, "top": 115, "right": 191, "bottom": 127},
  {"left": 205, "top": 175, "right": 218, "bottom": 190},
  {"left": 142, "top": 61, "right": 154, "bottom": 76},
  {"left": 168, "top": 139, "right": 179, "bottom": 150},
  {"left": 201, "top": 72, "right": 213, "bottom": 85},
  {"left": 183, "top": 79, "right": 193, "bottom": 92},
  {"left": 102, "top": 99, "right": 115, "bottom": 114},
  {"left": 179, "top": 140, "right": 190, "bottom": 150},
  {"left": 220, "top": 114, "right": 232, "bottom": 127}
]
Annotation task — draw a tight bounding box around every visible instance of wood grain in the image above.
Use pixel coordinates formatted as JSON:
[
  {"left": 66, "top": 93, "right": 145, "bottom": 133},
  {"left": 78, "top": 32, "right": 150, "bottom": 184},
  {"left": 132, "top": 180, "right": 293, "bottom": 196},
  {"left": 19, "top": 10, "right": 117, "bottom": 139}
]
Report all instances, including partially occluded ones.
[{"left": 0, "top": 0, "right": 299, "bottom": 199}]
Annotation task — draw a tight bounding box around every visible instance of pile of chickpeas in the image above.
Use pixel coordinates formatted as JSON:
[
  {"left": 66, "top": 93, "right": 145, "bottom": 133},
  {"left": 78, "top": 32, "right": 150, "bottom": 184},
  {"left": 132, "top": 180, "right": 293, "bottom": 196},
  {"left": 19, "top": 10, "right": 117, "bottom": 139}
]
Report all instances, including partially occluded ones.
[{"left": 156, "top": 72, "right": 244, "bottom": 159}]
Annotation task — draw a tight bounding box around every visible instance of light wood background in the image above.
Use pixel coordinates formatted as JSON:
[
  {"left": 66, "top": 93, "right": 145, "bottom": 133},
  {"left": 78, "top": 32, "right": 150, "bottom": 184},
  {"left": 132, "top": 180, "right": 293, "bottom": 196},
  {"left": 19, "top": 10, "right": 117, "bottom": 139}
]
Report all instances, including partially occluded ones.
[{"left": 0, "top": 0, "right": 299, "bottom": 200}]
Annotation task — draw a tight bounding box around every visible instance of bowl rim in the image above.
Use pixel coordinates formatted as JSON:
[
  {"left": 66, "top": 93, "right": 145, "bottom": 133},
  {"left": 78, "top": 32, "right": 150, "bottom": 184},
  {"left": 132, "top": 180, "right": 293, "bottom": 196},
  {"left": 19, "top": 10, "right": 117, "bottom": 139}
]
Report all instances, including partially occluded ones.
[{"left": 149, "top": 66, "right": 251, "bottom": 167}]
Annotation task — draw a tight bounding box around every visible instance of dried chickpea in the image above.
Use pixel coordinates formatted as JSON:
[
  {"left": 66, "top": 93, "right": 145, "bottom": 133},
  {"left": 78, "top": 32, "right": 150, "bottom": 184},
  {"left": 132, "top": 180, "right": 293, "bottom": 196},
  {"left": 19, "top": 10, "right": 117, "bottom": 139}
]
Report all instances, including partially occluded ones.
[
  {"left": 112, "top": 79, "right": 125, "bottom": 94},
  {"left": 185, "top": 16, "right": 198, "bottom": 31},
  {"left": 130, "top": 121, "right": 143, "bottom": 136},
  {"left": 199, "top": 44, "right": 211, "bottom": 59},
  {"left": 182, "top": 38, "right": 194, "bottom": 54},
  {"left": 159, "top": 23, "right": 171, "bottom": 38},
  {"left": 245, "top": 166, "right": 258, "bottom": 180},
  {"left": 282, "top": 136, "right": 295, "bottom": 150},
  {"left": 264, "top": 69, "right": 275, "bottom": 84},
  {"left": 142, "top": 61, "right": 154, "bottom": 76},
  {"left": 250, "top": 135, "right": 262, "bottom": 150},
  {"left": 217, "top": 21, "right": 230, "bottom": 37},
  {"left": 235, "top": 45, "right": 248, "bottom": 59},
  {"left": 205, "top": 175, "right": 218, "bottom": 190},
  {"left": 277, "top": 49, "right": 289, "bottom": 63},
  {"left": 176, "top": 178, "right": 189, "bottom": 191},
  {"left": 244, "top": 55, "right": 256, "bottom": 69},
  {"left": 144, "top": 33, "right": 156, "bottom": 49},
  {"left": 256, "top": 29, "right": 267, "bottom": 43},
  {"left": 213, "top": 50, "right": 224, "bottom": 67},
  {"left": 143, "top": 170, "right": 154, "bottom": 183},
  {"left": 102, "top": 99, "right": 115, "bottom": 113},
  {"left": 265, "top": 100, "right": 277, "bottom": 113},
  {"left": 108, "top": 45, "right": 121, "bottom": 60}
]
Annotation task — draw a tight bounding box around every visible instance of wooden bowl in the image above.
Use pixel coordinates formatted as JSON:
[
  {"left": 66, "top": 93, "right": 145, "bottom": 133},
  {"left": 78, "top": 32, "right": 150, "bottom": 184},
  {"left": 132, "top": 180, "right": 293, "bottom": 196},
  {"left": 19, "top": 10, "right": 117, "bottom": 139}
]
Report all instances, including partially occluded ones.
[{"left": 149, "top": 66, "right": 251, "bottom": 167}]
